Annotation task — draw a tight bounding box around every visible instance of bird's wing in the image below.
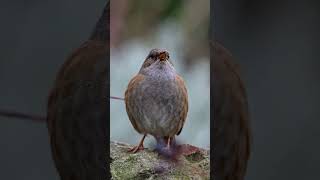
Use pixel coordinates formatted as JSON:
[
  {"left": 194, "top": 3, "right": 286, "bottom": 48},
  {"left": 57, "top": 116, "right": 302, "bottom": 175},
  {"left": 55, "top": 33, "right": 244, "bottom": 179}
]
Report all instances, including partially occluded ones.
[
  {"left": 47, "top": 2, "right": 110, "bottom": 179},
  {"left": 124, "top": 74, "right": 145, "bottom": 134},
  {"left": 47, "top": 41, "right": 108, "bottom": 179},
  {"left": 175, "top": 75, "right": 189, "bottom": 136},
  {"left": 213, "top": 42, "right": 251, "bottom": 180}
]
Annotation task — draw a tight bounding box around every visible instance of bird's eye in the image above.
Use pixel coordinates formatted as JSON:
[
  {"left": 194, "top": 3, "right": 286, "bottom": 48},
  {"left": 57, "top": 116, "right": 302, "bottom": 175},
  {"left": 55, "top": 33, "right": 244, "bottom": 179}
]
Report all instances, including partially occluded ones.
[
  {"left": 142, "top": 58, "right": 156, "bottom": 68},
  {"left": 149, "top": 53, "right": 156, "bottom": 59}
]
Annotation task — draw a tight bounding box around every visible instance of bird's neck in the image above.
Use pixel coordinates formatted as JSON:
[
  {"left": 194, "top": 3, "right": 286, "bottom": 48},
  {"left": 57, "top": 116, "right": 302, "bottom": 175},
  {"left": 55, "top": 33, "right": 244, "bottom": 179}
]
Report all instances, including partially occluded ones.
[
  {"left": 140, "top": 63, "right": 176, "bottom": 79},
  {"left": 89, "top": 1, "right": 109, "bottom": 43}
]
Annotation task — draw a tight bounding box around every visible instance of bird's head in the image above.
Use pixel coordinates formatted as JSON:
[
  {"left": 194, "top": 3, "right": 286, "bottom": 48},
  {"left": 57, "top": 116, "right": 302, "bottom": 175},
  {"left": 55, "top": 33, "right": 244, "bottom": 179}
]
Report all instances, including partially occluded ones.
[{"left": 139, "top": 49, "right": 175, "bottom": 75}]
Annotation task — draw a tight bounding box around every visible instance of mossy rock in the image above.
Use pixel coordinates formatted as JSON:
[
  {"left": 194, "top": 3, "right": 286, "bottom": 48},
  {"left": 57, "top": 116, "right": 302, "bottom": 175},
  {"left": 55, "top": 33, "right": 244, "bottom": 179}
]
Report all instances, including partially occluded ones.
[{"left": 110, "top": 141, "right": 210, "bottom": 180}]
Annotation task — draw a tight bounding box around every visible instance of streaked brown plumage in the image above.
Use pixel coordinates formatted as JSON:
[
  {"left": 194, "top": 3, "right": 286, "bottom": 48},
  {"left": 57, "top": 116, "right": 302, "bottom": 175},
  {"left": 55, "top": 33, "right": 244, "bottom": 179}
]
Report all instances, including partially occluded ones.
[
  {"left": 212, "top": 42, "right": 251, "bottom": 180},
  {"left": 47, "top": 2, "right": 109, "bottom": 180},
  {"left": 125, "top": 49, "right": 188, "bottom": 153}
]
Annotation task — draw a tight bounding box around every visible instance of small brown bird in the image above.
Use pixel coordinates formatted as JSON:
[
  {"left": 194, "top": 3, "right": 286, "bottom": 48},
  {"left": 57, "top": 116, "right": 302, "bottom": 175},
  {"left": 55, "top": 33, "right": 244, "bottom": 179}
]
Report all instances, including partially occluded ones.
[
  {"left": 212, "top": 42, "right": 251, "bottom": 180},
  {"left": 125, "top": 49, "right": 188, "bottom": 153},
  {"left": 47, "top": 2, "right": 109, "bottom": 180}
]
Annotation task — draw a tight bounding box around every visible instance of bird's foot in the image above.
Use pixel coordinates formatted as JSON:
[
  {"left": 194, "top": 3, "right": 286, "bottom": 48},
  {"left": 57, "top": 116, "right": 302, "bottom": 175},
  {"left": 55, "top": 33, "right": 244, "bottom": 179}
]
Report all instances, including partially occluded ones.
[
  {"left": 163, "top": 145, "right": 171, "bottom": 151},
  {"left": 127, "top": 145, "right": 144, "bottom": 153}
]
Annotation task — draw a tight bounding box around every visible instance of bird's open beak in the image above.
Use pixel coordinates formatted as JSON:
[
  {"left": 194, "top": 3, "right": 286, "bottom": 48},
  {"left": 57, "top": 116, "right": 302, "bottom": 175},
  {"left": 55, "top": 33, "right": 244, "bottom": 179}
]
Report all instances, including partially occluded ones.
[{"left": 159, "top": 52, "right": 167, "bottom": 61}]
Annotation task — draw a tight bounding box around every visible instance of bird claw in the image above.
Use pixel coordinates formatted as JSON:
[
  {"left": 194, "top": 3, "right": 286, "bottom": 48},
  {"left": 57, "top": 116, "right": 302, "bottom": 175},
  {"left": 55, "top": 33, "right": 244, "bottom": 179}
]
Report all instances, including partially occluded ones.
[
  {"left": 163, "top": 146, "right": 171, "bottom": 151},
  {"left": 127, "top": 145, "right": 144, "bottom": 153}
]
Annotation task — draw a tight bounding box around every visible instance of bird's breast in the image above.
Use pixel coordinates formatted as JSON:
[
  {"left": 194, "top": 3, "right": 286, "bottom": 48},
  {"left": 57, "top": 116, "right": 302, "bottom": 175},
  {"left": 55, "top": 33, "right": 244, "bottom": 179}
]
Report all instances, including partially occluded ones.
[{"left": 131, "top": 76, "right": 183, "bottom": 136}]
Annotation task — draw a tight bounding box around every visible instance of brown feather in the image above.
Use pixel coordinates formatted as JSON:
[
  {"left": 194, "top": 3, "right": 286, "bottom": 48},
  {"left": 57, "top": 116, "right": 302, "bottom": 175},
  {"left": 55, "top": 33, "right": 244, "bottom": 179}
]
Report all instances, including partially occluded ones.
[
  {"left": 47, "top": 41, "right": 108, "bottom": 180},
  {"left": 47, "top": 1, "right": 110, "bottom": 179},
  {"left": 124, "top": 74, "right": 145, "bottom": 134},
  {"left": 212, "top": 42, "right": 251, "bottom": 180},
  {"left": 175, "top": 75, "right": 189, "bottom": 136}
]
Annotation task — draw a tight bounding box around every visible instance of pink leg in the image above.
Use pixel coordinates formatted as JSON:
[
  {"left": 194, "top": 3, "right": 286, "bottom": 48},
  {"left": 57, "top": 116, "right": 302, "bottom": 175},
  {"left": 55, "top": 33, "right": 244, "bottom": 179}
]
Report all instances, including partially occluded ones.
[
  {"left": 164, "top": 137, "right": 172, "bottom": 150},
  {"left": 128, "top": 134, "right": 147, "bottom": 153}
]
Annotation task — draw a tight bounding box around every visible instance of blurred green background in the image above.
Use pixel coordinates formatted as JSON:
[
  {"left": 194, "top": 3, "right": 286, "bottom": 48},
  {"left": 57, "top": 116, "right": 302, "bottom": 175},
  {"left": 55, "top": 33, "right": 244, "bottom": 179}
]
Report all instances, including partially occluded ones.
[{"left": 110, "top": 0, "right": 210, "bottom": 148}]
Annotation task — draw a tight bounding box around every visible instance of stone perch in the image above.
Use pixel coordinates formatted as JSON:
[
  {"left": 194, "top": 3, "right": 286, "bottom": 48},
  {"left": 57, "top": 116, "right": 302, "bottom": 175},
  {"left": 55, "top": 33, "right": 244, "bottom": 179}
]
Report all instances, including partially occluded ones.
[{"left": 110, "top": 141, "right": 210, "bottom": 179}]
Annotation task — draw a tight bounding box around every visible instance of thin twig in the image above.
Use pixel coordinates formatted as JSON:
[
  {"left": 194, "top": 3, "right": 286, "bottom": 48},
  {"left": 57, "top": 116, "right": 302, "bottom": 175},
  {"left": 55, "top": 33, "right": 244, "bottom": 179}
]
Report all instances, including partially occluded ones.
[
  {"left": 0, "top": 109, "right": 46, "bottom": 122},
  {"left": 0, "top": 97, "right": 124, "bottom": 122},
  {"left": 110, "top": 96, "right": 124, "bottom": 101}
]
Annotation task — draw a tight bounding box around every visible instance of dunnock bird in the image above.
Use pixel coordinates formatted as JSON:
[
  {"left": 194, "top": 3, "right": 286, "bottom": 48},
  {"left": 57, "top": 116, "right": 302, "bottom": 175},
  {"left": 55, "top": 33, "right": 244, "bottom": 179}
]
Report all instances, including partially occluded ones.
[
  {"left": 47, "top": 2, "right": 109, "bottom": 180},
  {"left": 125, "top": 49, "right": 188, "bottom": 153},
  {"left": 212, "top": 42, "right": 251, "bottom": 180}
]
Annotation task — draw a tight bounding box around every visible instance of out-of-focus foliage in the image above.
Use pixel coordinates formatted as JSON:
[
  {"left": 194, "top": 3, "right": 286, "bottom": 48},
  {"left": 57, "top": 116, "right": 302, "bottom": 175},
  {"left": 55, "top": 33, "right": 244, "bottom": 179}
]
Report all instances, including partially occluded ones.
[{"left": 111, "top": 0, "right": 210, "bottom": 67}]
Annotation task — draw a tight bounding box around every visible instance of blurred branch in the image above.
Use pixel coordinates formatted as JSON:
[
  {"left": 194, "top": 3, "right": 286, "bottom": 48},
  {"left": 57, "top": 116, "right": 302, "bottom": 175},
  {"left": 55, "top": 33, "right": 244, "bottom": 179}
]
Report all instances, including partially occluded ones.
[
  {"left": 110, "top": 0, "right": 129, "bottom": 47},
  {"left": 0, "top": 109, "right": 46, "bottom": 122},
  {"left": 110, "top": 96, "right": 124, "bottom": 101},
  {"left": 0, "top": 97, "right": 123, "bottom": 122}
]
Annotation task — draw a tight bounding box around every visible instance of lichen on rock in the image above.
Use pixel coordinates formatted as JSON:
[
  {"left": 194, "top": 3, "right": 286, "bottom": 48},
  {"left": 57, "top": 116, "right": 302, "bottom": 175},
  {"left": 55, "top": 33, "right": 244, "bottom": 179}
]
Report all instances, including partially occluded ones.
[{"left": 110, "top": 141, "right": 210, "bottom": 180}]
